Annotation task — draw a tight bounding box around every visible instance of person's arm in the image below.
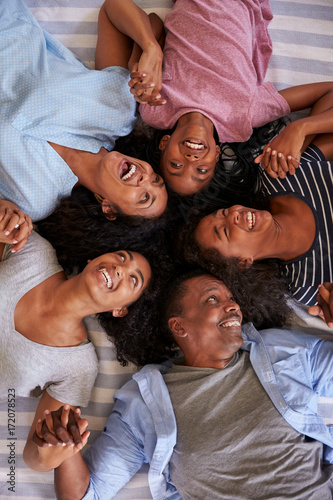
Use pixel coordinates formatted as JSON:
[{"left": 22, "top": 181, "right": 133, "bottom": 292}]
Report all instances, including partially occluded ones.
[
  {"left": 95, "top": 0, "right": 164, "bottom": 105},
  {"left": 308, "top": 283, "right": 333, "bottom": 328},
  {"left": 0, "top": 200, "right": 33, "bottom": 253},
  {"left": 23, "top": 393, "right": 83, "bottom": 472},
  {"left": 255, "top": 82, "right": 333, "bottom": 177}
]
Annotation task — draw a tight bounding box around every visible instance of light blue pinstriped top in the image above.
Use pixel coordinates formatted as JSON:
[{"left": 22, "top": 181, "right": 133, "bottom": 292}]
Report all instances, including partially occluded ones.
[{"left": 0, "top": 0, "right": 137, "bottom": 221}]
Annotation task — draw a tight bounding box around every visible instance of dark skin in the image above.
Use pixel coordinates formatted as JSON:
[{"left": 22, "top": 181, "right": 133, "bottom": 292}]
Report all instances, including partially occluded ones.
[{"left": 31, "top": 275, "right": 245, "bottom": 498}]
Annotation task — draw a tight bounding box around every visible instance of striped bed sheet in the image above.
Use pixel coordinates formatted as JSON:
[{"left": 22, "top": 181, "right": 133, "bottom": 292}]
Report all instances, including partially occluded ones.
[{"left": 0, "top": 1, "right": 332, "bottom": 499}]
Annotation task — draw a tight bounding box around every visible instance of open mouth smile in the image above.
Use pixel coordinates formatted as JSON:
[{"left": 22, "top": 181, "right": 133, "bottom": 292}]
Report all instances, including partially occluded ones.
[
  {"left": 183, "top": 139, "right": 206, "bottom": 151},
  {"left": 119, "top": 161, "right": 139, "bottom": 181},
  {"left": 99, "top": 267, "right": 113, "bottom": 289},
  {"left": 220, "top": 320, "right": 241, "bottom": 328},
  {"left": 246, "top": 211, "right": 255, "bottom": 230}
]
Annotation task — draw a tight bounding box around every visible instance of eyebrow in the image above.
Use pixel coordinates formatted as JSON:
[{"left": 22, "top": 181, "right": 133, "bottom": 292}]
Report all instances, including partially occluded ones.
[
  {"left": 214, "top": 225, "right": 222, "bottom": 241},
  {"left": 126, "top": 251, "right": 134, "bottom": 261},
  {"left": 137, "top": 268, "right": 144, "bottom": 287}
]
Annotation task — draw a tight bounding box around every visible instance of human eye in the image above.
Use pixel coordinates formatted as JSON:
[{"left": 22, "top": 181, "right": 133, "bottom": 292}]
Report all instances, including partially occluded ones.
[
  {"left": 117, "top": 252, "right": 126, "bottom": 262},
  {"left": 206, "top": 295, "right": 218, "bottom": 303},
  {"left": 131, "top": 274, "right": 138, "bottom": 288},
  {"left": 153, "top": 174, "right": 161, "bottom": 183},
  {"left": 170, "top": 162, "right": 182, "bottom": 169},
  {"left": 197, "top": 168, "right": 208, "bottom": 174},
  {"left": 140, "top": 193, "right": 150, "bottom": 204}
]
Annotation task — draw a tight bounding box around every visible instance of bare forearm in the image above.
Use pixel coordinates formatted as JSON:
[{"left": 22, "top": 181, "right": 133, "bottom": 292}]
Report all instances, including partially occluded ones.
[
  {"left": 102, "top": 0, "right": 159, "bottom": 52},
  {"left": 23, "top": 439, "right": 54, "bottom": 472},
  {"left": 55, "top": 454, "right": 90, "bottom": 500},
  {"left": 128, "top": 13, "right": 165, "bottom": 71}
]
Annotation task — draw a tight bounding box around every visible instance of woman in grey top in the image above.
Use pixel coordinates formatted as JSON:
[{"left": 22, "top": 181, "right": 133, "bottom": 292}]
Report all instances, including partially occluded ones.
[{"left": 0, "top": 200, "right": 152, "bottom": 471}]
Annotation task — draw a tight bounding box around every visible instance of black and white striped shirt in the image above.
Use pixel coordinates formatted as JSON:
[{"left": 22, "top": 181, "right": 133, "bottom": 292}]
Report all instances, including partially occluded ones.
[{"left": 261, "top": 145, "right": 333, "bottom": 306}]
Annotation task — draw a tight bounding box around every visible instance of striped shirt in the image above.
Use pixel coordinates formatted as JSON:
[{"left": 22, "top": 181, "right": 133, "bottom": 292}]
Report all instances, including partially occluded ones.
[{"left": 261, "top": 145, "right": 333, "bottom": 306}]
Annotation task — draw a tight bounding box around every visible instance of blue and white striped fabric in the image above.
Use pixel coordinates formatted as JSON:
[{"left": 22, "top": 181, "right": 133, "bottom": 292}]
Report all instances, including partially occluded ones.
[
  {"left": 261, "top": 145, "right": 333, "bottom": 306},
  {"left": 0, "top": 1, "right": 332, "bottom": 499}
]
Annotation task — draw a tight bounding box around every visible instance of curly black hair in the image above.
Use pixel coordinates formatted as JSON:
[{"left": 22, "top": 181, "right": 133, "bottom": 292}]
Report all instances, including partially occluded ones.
[
  {"left": 96, "top": 257, "right": 186, "bottom": 367},
  {"left": 174, "top": 221, "right": 291, "bottom": 330},
  {"left": 37, "top": 185, "right": 174, "bottom": 274},
  {"left": 114, "top": 116, "right": 288, "bottom": 224}
]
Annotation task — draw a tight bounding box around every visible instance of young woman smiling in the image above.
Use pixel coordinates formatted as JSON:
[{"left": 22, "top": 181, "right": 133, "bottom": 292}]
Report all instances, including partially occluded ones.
[
  {"left": 0, "top": 202, "right": 152, "bottom": 470},
  {"left": 178, "top": 134, "right": 333, "bottom": 326},
  {"left": 0, "top": 0, "right": 167, "bottom": 222}
]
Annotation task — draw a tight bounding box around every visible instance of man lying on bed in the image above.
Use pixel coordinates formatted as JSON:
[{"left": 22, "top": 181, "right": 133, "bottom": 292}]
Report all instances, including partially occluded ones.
[{"left": 32, "top": 269, "right": 333, "bottom": 499}]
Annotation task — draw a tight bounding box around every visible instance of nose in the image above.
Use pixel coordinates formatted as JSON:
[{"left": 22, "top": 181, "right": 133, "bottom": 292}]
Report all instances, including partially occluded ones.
[
  {"left": 223, "top": 301, "right": 240, "bottom": 313},
  {"left": 114, "top": 264, "right": 124, "bottom": 280},
  {"left": 184, "top": 152, "right": 200, "bottom": 161},
  {"left": 138, "top": 172, "right": 149, "bottom": 185},
  {"left": 231, "top": 210, "right": 240, "bottom": 225}
]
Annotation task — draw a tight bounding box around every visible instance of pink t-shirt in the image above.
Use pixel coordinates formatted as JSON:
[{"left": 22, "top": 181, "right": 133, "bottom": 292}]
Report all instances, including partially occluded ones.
[{"left": 140, "top": 0, "right": 290, "bottom": 143}]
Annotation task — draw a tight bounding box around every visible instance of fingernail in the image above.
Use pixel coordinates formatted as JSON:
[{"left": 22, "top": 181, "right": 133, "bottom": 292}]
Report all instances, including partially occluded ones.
[
  {"left": 11, "top": 249, "right": 16, "bottom": 253},
  {"left": 272, "top": 150, "right": 276, "bottom": 156},
  {"left": 5, "top": 231, "right": 10, "bottom": 235},
  {"left": 77, "top": 443, "right": 83, "bottom": 450},
  {"left": 62, "top": 442, "right": 66, "bottom": 447},
  {"left": 267, "top": 148, "right": 271, "bottom": 152},
  {"left": 278, "top": 153, "right": 282, "bottom": 158},
  {"left": 12, "top": 240, "right": 18, "bottom": 244},
  {"left": 329, "top": 322, "right": 333, "bottom": 328},
  {"left": 287, "top": 155, "right": 292, "bottom": 160},
  {"left": 64, "top": 404, "right": 69, "bottom": 410},
  {"left": 44, "top": 410, "right": 50, "bottom": 415}
]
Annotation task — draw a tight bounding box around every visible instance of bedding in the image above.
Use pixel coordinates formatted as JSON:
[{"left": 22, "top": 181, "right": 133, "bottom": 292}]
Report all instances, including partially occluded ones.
[{"left": 0, "top": 0, "right": 332, "bottom": 499}]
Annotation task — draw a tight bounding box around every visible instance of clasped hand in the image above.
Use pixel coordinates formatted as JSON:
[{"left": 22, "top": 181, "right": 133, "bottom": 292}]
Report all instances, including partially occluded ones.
[
  {"left": 254, "top": 122, "right": 304, "bottom": 179},
  {"left": 308, "top": 282, "right": 333, "bottom": 328},
  {"left": 32, "top": 405, "right": 89, "bottom": 469},
  {"left": 0, "top": 200, "right": 33, "bottom": 252},
  {"left": 128, "top": 45, "right": 166, "bottom": 106}
]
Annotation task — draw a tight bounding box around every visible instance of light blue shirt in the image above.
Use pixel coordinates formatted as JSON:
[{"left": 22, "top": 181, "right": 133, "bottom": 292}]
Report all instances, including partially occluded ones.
[
  {"left": 82, "top": 324, "right": 333, "bottom": 499},
  {"left": 0, "top": 0, "right": 137, "bottom": 221}
]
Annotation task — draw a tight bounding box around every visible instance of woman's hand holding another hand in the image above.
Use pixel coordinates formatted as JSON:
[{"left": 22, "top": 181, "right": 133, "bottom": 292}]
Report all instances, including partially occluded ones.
[
  {"left": 254, "top": 122, "right": 305, "bottom": 179},
  {"left": 32, "top": 405, "right": 90, "bottom": 470},
  {"left": 308, "top": 282, "right": 333, "bottom": 328},
  {"left": 0, "top": 200, "right": 33, "bottom": 252}
]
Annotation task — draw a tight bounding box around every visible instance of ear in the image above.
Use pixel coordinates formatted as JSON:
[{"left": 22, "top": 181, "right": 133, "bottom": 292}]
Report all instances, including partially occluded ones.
[
  {"left": 168, "top": 317, "right": 187, "bottom": 338},
  {"left": 159, "top": 135, "right": 171, "bottom": 152},
  {"left": 101, "top": 200, "right": 117, "bottom": 221},
  {"left": 215, "top": 144, "right": 221, "bottom": 161},
  {"left": 112, "top": 307, "right": 128, "bottom": 318},
  {"left": 238, "top": 256, "right": 254, "bottom": 269}
]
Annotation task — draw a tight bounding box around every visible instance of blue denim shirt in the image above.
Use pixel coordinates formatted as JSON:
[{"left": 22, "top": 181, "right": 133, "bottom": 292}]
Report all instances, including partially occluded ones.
[
  {"left": 0, "top": 0, "right": 137, "bottom": 221},
  {"left": 83, "top": 324, "right": 333, "bottom": 499}
]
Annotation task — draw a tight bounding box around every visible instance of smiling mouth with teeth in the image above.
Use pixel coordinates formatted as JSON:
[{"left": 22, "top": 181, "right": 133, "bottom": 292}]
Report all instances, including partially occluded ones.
[
  {"left": 184, "top": 140, "right": 205, "bottom": 151},
  {"left": 99, "top": 267, "right": 112, "bottom": 289},
  {"left": 247, "top": 211, "right": 255, "bottom": 230},
  {"left": 120, "top": 163, "right": 137, "bottom": 181},
  {"left": 220, "top": 320, "right": 241, "bottom": 328}
]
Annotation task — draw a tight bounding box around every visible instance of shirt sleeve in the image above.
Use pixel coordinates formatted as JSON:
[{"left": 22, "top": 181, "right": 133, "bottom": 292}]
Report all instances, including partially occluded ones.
[{"left": 82, "top": 409, "right": 146, "bottom": 499}]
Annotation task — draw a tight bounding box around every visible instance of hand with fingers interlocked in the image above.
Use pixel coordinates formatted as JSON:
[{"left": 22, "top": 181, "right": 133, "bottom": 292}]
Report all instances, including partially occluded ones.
[
  {"left": 0, "top": 200, "right": 33, "bottom": 252},
  {"left": 32, "top": 405, "right": 90, "bottom": 470}
]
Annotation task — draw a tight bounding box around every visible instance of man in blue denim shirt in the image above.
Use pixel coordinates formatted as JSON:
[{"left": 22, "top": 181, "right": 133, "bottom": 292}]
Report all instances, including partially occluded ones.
[{"left": 35, "top": 270, "right": 333, "bottom": 499}]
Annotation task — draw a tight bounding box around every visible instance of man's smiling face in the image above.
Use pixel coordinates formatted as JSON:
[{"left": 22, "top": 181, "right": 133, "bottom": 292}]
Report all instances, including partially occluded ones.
[{"left": 168, "top": 274, "right": 243, "bottom": 368}]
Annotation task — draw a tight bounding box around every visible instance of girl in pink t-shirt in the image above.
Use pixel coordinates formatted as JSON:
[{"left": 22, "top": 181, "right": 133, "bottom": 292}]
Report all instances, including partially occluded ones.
[{"left": 127, "top": 0, "right": 333, "bottom": 196}]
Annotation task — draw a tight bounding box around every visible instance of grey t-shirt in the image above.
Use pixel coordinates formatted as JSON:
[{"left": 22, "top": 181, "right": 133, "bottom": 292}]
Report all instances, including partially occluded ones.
[
  {"left": 0, "top": 231, "right": 98, "bottom": 406},
  {"left": 164, "top": 352, "right": 333, "bottom": 499}
]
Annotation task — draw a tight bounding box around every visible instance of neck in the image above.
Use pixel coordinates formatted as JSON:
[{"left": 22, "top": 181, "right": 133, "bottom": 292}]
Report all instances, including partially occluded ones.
[
  {"left": 14, "top": 273, "right": 94, "bottom": 346},
  {"left": 49, "top": 142, "right": 108, "bottom": 192},
  {"left": 263, "top": 196, "right": 316, "bottom": 261}
]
